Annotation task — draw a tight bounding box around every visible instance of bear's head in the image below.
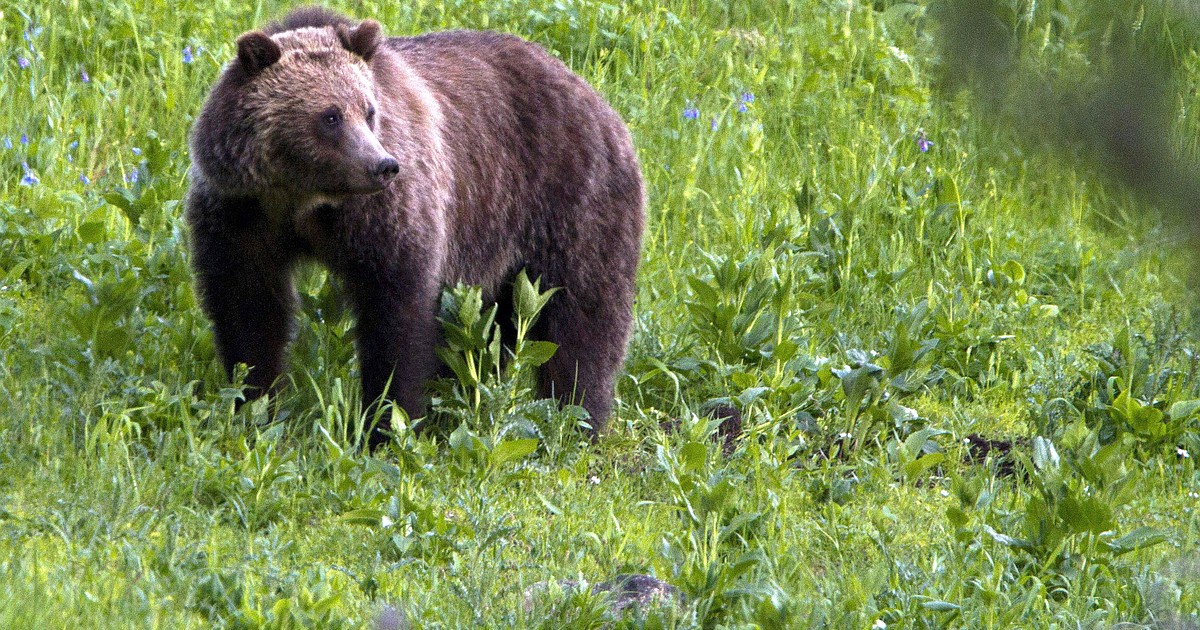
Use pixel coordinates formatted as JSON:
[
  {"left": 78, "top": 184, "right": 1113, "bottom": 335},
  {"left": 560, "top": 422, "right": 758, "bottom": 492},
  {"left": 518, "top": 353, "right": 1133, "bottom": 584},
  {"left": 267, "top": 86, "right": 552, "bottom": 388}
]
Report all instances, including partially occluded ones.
[{"left": 192, "top": 19, "right": 400, "bottom": 198}]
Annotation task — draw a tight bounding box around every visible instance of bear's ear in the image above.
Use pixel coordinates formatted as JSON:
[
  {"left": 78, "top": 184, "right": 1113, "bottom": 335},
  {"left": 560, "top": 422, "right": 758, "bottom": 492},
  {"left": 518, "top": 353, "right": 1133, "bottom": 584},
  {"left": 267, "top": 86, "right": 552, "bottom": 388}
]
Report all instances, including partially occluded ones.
[
  {"left": 236, "top": 31, "right": 282, "bottom": 74},
  {"left": 337, "top": 20, "right": 383, "bottom": 61}
]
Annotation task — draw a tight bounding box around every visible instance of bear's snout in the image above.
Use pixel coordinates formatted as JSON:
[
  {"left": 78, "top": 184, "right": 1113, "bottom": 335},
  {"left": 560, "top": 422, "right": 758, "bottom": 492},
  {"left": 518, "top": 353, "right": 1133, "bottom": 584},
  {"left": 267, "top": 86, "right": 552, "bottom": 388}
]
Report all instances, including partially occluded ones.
[{"left": 373, "top": 157, "right": 400, "bottom": 179}]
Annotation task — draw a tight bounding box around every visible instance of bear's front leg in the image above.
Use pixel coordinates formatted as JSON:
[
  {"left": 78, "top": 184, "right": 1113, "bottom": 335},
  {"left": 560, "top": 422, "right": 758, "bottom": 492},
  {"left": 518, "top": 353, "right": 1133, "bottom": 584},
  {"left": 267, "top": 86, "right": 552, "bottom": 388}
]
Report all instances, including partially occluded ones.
[
  {"left": 187, "top": 190, "right": 299, "bottom": 403},
  {"left": 344, "top": 270, "right": 442, "bottom": 446}
]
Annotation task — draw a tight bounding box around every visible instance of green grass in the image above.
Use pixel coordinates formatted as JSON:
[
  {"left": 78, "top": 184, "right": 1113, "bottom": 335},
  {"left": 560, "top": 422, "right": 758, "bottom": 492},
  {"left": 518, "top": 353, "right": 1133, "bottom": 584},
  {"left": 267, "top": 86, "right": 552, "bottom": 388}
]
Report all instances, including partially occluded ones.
[{"left": 3, "top": 0, "right": 1200, "bottom": 627}]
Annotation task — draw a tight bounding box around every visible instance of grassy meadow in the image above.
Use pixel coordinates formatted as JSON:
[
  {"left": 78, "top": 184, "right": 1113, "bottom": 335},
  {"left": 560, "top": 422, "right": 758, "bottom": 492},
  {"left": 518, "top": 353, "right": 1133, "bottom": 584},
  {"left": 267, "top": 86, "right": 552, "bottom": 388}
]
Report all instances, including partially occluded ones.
[{"left": 4, "top": 0, "right": 1200, "bottom": 626}]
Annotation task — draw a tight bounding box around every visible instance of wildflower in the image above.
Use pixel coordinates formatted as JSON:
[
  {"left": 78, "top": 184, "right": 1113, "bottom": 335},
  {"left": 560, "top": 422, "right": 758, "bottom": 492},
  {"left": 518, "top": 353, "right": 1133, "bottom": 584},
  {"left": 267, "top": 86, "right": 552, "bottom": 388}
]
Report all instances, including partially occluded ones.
[
  {"left": 18, "top": 56, "right": 30, "bottom": 69},
  {"left": 20, "top": 134, "right": 29, "bottom": 145},
  {"left": 69, "top": 141, "right": 78, "bottom": 150},
  {"left": 182, "top": 46, "right": 195, "bottom": 64},
  {"left": 79, "top": 174, "right": 90, "bottom": 185},
  {"left": 23, "top": 27, "right": 43, "bottom": 42},
  {"left": 916, "top": 129, "right": 933, "bottom": 153},
  {"left": 126, "top": 169, "right": 140, "bottom": 184},
  {"left": 1178, "top": 447, "right": 1190, "bottom": 459},
  {"left": 710, "top": 117, "right": 718, "bottom": 131},
  {"left": 80, "top": 68, "right": 90, "bottom": 83},
  {"left": 132, "top": 147, "right": 142, "bottom": 156},
  {"left": 683, "top": 105, "right": 699, "bottom": 120},
  {"left": 873, "top": 620, "right": 887, "bottom": 630},
  {"left": 20, "top": 163, "right": 39, "bottom": 186},
  {"left": 737, "top": 101, "right": 748, "bottom": 113},
  {"left": 742, "top": 92, "right": 755, "bottom": 103},
  {"left": 2, "top": 138, "right": 10, "bottom": 150}
]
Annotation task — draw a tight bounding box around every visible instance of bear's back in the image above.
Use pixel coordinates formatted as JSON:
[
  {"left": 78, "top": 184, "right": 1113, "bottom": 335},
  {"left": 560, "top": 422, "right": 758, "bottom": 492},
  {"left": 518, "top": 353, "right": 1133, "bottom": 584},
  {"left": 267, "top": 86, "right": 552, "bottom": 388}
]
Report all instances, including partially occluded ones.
[{"left": 383, "top": 29, "right": 638, "bottom": 270}]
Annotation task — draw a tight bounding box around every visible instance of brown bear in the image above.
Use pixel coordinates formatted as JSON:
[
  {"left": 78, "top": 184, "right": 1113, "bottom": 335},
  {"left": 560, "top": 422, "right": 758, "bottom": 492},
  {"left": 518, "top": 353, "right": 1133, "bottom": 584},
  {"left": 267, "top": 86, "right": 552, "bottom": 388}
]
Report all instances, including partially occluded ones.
[{"left": 187, "top": 7, "right": 644, "bottom": 445}]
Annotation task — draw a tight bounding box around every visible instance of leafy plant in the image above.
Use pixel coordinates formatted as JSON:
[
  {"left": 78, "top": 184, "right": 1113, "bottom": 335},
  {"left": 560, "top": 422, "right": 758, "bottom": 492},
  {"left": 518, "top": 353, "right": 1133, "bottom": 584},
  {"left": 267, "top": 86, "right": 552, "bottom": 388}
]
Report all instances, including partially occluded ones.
[
  {"left": 949, "top": 423, "right": 1166, "bottom": 582},
  {"left": 1072, "top": 326, "right": 1200, "bottom": 455}
]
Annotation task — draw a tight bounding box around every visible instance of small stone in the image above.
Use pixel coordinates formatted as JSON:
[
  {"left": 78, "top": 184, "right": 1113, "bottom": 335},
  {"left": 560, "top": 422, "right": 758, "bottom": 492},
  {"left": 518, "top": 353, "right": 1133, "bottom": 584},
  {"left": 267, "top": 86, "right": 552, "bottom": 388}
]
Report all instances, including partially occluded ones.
[
  {"left": 595, "top": 574, "right": 682, "bottom": 614},
  {"left": 523, "top": 573, "right": 681, "bottom": 617},
  {"left": 374, "top": 605, "right": 408, "bottom": 630}
]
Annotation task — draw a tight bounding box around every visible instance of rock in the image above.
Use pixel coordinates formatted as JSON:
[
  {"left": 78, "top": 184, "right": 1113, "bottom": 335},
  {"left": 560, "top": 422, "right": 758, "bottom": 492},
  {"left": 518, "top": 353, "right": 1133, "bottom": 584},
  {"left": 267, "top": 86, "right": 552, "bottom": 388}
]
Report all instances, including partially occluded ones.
[
  {"left": 374, "top": 605, "right": 408, "bottom": 630},
  {"left": 962, "top": 433, "right": 1024, "bottom": 477},
  {"left": 660, "top": 400, "right": 744, "bottom": 456},
  {"left": 700, "top": 401, "right": 744, "bottom": 456},
  {"left": 596, "top": 574, "right": 682, "bottom": 614},
  {"left": 523, "top": 573, "right": 681, "bottom": 617}
]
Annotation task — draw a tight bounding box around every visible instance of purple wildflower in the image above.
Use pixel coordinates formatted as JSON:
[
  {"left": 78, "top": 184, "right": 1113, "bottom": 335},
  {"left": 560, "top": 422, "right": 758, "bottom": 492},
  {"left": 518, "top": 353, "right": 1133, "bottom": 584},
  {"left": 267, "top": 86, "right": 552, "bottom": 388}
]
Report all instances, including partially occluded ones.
[
  {"left": 69, "top": 141, "right": 79, "bottom": 150},
  {"left": 20, "top": 134, "right": 28, "bottom": 145},
  {"left": 131, "top": 147, "right": 142, "bottom": 156},
  {"left": 80, "top": 68, "right": 90, "bottom": 83},
  {"left": 20, "top": 163, "right": 39, "bottom": 186},
  {"left": 18, "top": 57, "right": 30, "bottom": 69},
  {"left": 737, "top": 91, "right": 753, "bottom": 113},
  {"left": 182, "top": 46, "right": 194, "bottom": 64},
  {"left": 916, "top": 129, "right": 933, "bottom": 153},
  {"left": 79, "top": 174, "right": 90, "bottom": 185},
  {"left": 126, "top": 169, "right": 139, "bottom": 184},
  {"left": 24, "top": 27, "right": 43, "bottom": 42},
  {"left": 683, "top": 105, "right": 699, "bottom": 120},
  {"left": 710, "top": 117, "right": 718, "bottom": 131}
]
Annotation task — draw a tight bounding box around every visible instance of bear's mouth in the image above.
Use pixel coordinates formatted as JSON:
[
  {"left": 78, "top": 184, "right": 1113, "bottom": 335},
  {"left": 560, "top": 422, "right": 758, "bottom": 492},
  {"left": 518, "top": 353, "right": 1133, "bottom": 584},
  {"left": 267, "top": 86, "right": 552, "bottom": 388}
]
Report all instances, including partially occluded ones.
[{"left": 335, "top": 156, "right": 400, "bottom": 195}]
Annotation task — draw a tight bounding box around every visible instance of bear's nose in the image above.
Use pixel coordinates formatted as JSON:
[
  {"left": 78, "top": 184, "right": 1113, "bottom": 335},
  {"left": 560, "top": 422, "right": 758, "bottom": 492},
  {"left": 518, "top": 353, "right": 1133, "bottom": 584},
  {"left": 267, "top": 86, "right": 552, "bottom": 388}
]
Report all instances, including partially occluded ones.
[{"left": 373, "top": 157, "right": 400, "bottom": 179}]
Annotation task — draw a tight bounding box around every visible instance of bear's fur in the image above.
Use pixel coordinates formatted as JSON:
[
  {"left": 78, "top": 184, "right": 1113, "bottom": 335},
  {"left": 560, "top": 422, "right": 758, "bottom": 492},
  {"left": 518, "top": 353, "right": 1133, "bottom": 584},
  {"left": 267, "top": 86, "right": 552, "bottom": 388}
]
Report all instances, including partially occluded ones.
[{"left": 187, "top": 7, "right": 644, "bottom": 444}]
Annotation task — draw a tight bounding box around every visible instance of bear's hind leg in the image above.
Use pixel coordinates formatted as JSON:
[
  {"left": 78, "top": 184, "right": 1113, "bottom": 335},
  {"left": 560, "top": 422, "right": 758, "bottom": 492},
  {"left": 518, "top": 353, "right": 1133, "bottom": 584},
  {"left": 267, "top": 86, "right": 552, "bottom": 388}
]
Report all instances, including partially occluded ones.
[{"left": 535, "top": 288, "right": 633, "bottom": 434}]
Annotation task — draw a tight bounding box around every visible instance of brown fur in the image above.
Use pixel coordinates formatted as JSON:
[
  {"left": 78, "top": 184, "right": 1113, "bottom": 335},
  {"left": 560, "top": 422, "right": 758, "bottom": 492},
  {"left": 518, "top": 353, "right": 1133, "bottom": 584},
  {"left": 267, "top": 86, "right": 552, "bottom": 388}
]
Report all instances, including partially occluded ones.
[{"left": 187, "top": 7, "right": 644, "bottom": 446}]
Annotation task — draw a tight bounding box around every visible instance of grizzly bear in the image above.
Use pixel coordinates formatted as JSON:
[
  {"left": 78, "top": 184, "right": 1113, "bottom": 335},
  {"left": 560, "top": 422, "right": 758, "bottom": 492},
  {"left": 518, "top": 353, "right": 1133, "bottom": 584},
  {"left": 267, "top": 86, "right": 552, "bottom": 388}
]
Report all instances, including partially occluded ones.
[{"left": 187, "top": 7, "right": 644, "bottom": 445}]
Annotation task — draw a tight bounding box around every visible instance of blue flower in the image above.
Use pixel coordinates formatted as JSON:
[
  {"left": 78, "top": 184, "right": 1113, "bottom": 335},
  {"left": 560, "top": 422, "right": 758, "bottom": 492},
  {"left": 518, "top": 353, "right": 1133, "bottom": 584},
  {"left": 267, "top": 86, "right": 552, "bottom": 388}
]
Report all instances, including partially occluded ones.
[
  {"left": 710, "top": 117, "right": 718, "bottom": 131},
  {"left": 80, "top": 68, "right": 90, "bottom": 83},
  {"left": 126, "top": 169, "right": 139, "bottom": 184},
  {"left": 2, "top": 138, "right": 10, "bottom": 150},
  {"left": 738, "top": 91, "right": 754, "bottom": 113},
  {"left": 20, "top": 134, "right": 29, "bottom": 145},
  {"left": 69, "top": 141, "right": 79, "bottom": 150},
  {"left": 915, "top": 129, "right": 933, "bottom": 153},
  {"left": 131, "top": 147, "right": 142, "bottom": 156},
  {"left": 23, "top": 27, "right": 43, "bottom": 42},
  {"left": 79, "top": 174, "right": 90, "bottom": 185},
  {"left": 20, "top": 163, "right": 39, "bottom": 187},
  {"left": 683, "top": 105, "right": 699, "bottom": 120},
  {"left": 182, "top": 46, "right": 194, "bottom": 64},
  {"left": 18, "top": 57, "right": 30, "bottom": 69}
]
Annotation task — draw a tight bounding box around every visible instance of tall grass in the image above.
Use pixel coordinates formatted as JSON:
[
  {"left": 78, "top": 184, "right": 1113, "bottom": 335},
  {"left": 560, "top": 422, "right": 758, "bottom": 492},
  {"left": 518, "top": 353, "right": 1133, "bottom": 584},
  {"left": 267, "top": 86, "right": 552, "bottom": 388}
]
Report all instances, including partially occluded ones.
[{"left": 2, "top": 0, "right": 1199, "bottom": 627}]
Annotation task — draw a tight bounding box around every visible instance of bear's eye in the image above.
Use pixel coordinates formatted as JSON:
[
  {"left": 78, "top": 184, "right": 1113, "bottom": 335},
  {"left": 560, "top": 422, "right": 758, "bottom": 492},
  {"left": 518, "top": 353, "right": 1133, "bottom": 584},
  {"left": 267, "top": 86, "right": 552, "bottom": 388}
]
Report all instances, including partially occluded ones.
[{"left": 320, "top": 109, "right": 343, "bottom": 128}]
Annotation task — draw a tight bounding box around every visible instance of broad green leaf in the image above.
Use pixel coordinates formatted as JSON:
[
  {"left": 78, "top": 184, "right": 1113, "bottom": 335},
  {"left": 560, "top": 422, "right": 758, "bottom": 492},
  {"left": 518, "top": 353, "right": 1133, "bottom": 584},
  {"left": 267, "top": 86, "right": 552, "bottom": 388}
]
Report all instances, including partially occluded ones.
[
  {"left": 1168, "top": 399, "right": 1200, "bottom": 420},
  {"left": 340, "top": 508, "right": 385, "bottom": 527},
  {"left": 680, "top": 441, "right": 707, "bottom": 473},
  {"left": 490, "top": 438, "right": 539, "bottom": 467},
  {"left": 518, "top": 340, "right": 558, "bottom": 367},
  {"left": 1107, "top": 526, "right": 1167, "bottom": 556}
]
